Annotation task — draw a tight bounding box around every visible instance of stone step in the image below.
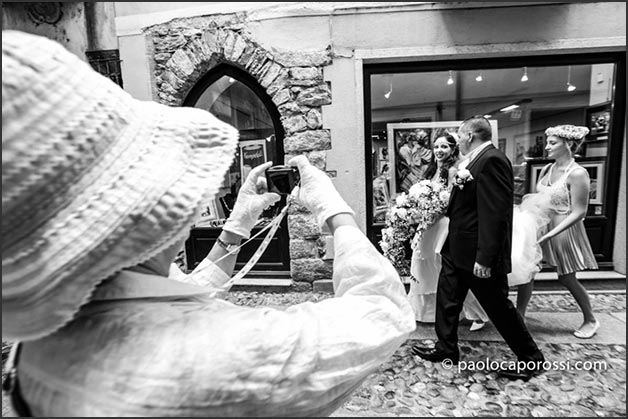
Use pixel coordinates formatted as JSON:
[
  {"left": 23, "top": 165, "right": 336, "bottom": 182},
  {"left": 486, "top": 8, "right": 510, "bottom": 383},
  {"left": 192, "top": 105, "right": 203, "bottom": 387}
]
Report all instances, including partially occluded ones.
[
  {"left": 313, "top": 279, "right": 334, "bottom": 293},
  {"left": 535, "top": 270, "right": 626, "bottom": 281},
  {"left": 229, "top": 272, "right": 626, "bottom": 294},
  {"left": 230, "top": 277, "right": 294, "bottom": 293},
  {"left": 232, "top": 277, "right": 292, "bottom": 287},
  {"left": 401, "top": 270, "right": 626, "bottom": 284},
  {"left": 314, "top": 272, "right": 626, "bottom": 295}
]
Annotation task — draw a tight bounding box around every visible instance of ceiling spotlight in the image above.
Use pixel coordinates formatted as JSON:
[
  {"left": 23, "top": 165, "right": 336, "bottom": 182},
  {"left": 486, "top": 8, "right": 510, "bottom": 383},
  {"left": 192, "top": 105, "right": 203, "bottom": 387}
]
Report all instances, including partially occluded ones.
[
  {"left": 500, "top": 104, "right": 520, "bottom": 112},
  {"left": 228, "top": 77, "right": 235, "bottom": 83},
  {"left": 566, "top": 66, "right": 576, "bottom": 92},
  {"left": 483, "top": 114, "right": 491, "bottom": 119},
  {"left": 447, "top": 70, "right": 454, "bottom": 85},
  {"left": 475, "top": 72, "right": 483, "bottom": 82},
  {"left": 384, "top": 80, "right": 393, "bottom": 99},
  {"left": 521, "top": 67, "right": 529, "bottom": 82}
]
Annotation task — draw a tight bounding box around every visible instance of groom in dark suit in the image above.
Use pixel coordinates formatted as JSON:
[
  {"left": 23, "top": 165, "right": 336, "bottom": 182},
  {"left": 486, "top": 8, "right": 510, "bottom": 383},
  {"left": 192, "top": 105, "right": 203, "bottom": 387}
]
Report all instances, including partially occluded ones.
[{"left": 412, "top": 115, "right": 545, "bottom": 381}]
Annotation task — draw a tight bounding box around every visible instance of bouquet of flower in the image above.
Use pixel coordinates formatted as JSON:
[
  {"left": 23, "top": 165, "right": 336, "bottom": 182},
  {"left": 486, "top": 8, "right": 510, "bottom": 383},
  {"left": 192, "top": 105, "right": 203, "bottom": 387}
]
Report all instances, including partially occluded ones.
[{"left": 380, "top": 179, "right": 450, "bottom": 277}]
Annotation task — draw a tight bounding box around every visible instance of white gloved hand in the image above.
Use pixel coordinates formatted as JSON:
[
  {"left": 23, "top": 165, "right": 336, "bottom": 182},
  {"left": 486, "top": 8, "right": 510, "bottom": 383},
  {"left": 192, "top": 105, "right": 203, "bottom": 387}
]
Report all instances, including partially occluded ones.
[
  {"left": 222, "top": 161, "right": 281, "bottom": 239},
  {"left": 287, "top": 155, "right": 354, "bottom": 227}
]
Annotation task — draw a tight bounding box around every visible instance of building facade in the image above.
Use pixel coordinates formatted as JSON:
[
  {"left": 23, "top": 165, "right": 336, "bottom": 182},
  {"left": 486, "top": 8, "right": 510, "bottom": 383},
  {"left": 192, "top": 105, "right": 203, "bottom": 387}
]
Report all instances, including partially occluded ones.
[
  {"left": 3, "top": 2, "right": 122, "bottom": 85},
  {"left": 115, "top": 2, "right": 626, "bottom": 288},
  {"left": 8, "top": 2, "right": 625, "bottom": 288}
]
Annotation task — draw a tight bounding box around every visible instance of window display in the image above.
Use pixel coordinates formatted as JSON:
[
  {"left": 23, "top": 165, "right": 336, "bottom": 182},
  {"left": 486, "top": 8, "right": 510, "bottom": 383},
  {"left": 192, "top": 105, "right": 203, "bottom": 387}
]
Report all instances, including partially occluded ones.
[
  {"left": 366, "top": 57, "right": 623, "bottom": 265},
  {"left": 193, "top": 75, "right": 277, "bottom": 228}
]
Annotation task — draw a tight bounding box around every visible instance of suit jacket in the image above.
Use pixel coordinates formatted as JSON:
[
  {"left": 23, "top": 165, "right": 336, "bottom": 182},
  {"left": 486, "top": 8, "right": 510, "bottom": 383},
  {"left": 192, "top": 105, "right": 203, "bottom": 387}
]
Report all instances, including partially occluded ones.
[{"left": 443, "top": 144, "right": 513, "bottom": 274}]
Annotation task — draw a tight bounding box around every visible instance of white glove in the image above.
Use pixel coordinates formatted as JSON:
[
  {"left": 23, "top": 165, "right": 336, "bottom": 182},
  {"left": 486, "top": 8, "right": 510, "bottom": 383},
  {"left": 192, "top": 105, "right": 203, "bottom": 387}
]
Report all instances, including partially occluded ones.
[
  {"left": 222, "top": 161, "right": 281, "bottom": 239},
  {"left": 287, "top": 155, "right": 354, "bottom": 227}
]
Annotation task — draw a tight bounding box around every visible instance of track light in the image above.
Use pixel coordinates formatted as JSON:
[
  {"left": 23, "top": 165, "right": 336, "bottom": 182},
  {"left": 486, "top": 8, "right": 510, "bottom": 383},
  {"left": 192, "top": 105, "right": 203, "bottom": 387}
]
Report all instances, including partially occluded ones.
[
  {"left": 447, "top": 70, "right": 454, "bottom": 85},
  {"left": 384, "top": 80, "right": 392, "bottom": 99},
  {"left": 485, "top": 98, "right": 532, "bottom": 118},
  {"left": 521, "top": 67, "right": 528, "bottom": 82},
  {"left": 566, "top": 66, "right": 576, "bottom": 92},
  {"left": 500, "top": 104, "right": 520, "bottom": 112}
]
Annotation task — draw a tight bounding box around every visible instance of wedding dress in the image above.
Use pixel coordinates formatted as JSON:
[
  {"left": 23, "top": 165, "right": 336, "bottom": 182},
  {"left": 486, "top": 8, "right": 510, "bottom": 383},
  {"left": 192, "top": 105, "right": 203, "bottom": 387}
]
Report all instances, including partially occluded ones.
[
  {"left": 407, "top": 179, "right": 552, "bottom": 323},
  {"left": 407, "top": 180, "right": 488, "bottom": 323},
  {"left": 507, "top": 192, "right": 552, "bottom": 286}
]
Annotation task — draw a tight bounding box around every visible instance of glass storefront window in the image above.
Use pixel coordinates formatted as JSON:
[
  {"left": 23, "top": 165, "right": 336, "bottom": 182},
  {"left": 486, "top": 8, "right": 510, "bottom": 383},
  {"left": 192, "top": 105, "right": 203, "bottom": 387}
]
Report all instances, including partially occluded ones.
[
  {"left": 369, "top": 62, "right": 617, "bottom": 227},
  {"left": 183, "top": 67, "right": 291, "bottom": 273},
  {"left": 193, "top": 75, "right": 278, "bottom": 225}
]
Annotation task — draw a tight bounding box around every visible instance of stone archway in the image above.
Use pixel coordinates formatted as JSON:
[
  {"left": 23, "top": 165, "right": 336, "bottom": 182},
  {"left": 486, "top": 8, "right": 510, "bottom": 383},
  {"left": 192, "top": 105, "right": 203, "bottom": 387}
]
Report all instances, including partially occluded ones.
[{"left": 148, "top": 22, "right": 336, "bottom": 285}]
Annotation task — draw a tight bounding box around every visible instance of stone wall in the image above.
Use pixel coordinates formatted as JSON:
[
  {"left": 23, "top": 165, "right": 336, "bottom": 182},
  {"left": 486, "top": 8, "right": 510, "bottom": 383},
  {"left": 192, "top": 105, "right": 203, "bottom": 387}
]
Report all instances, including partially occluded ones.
[
  {"left": 146, "top": 14, "right": 335, "bottom": 287},
  {"left": 2, "top": 2, "right": 89, "bottom": 60}
]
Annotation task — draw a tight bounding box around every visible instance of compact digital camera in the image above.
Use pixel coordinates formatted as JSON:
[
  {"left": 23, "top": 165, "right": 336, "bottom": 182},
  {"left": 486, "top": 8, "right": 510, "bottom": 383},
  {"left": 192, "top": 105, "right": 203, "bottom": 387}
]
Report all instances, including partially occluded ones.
[{"left": 265, "top": 165, "right": 300, "bottom": 195}]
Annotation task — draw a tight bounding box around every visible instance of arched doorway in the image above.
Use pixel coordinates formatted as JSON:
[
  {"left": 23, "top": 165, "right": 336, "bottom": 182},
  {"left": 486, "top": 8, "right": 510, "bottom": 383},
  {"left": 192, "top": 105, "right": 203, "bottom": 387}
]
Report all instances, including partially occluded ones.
[{"left": 183, "top": 64, "right": 291, "bottom": 278}]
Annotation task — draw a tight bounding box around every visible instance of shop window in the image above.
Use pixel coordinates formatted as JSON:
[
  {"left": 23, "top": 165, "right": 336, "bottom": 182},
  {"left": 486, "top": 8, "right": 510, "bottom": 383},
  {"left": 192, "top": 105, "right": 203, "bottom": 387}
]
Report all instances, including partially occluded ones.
[
  {"left": 365, "top": 55, "right": 625, "bottom": 266},
  {"left": 190, "top": 73, "right": 278, "bottom": 226},
  {"left": 182, "top": 65, "right": 291, "bottom": 274}
]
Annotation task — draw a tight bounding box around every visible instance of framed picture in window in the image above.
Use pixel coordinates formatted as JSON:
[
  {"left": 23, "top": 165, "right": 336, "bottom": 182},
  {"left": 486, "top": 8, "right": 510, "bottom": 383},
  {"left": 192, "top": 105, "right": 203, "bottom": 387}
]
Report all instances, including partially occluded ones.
[
  {"left": 498, "top": 138, "right": 507, "bottom": 153},
  {"left": 580, "top": 159, "right": 605, "bottom": 206},
  {"left": 585, "top": 103, "right": 611, "bottom": 140},
  {"left": 527, "top": 158, "right": 604, "bottom": 206},
  {"left": 239, "top": 139, "right": 267, "bottom": 181},
  {"left": 386, "top": 120, "right": 498, "bottom": 197},
  {"left": 527, "top": 160, "right": 550, "bottom": 193}
]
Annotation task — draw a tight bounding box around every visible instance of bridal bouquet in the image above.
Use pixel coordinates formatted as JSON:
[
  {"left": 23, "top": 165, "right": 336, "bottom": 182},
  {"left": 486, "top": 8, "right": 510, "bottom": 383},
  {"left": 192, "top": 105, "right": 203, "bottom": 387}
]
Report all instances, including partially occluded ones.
[{"left": 380, "top": 180, "right": 450, "bottom": 276}]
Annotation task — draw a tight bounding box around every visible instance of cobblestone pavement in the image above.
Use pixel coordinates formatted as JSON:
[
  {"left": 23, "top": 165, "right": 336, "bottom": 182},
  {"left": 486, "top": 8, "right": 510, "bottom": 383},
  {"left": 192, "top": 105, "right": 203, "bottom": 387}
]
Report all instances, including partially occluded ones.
[
  {"left": 330, "top": 340, "right": 626, "bottom": 417},
  {"left": 223, "top": 290, "right": 627, "bottom": 313},
  {"left": 3, "top": 291, "right": 625, "bottom": 417}
]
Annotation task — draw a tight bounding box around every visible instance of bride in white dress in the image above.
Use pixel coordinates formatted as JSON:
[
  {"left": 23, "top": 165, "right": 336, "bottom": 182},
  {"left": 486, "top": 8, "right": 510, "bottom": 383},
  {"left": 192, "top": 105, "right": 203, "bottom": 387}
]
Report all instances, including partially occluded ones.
[{"left": 407, "top": 133, "right": 488, "bottom": 330}]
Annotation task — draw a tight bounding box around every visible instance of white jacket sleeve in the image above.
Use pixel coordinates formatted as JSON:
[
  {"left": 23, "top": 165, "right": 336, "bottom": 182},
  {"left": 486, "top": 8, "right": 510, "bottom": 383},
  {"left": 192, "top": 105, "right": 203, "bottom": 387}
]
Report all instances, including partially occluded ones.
[
  {"left": 184, "top": 224, "right": 417, "bottom": 416},
  {"left": 168, "top": 257, "right": 231, "bottom": 294},
  {"left": 20, "top": 226, "right": 416, "bottom": 417}
]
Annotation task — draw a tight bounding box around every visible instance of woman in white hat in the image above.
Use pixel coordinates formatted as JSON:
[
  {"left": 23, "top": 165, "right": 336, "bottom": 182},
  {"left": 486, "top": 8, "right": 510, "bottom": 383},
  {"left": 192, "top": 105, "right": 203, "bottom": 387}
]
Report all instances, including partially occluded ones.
[{"left": 2, "top": 31, "right": 415, "bottom": 416}]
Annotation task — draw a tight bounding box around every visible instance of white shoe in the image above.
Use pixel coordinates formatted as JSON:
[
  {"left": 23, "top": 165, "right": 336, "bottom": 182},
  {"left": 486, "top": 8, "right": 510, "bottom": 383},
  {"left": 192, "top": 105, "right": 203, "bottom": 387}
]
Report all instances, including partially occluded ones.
[
  {"left": 469, "top": 320, "right": 486, "bottom": 332},
  {"left": 574, "top": 319, "right": 600, "bottom": 339}
]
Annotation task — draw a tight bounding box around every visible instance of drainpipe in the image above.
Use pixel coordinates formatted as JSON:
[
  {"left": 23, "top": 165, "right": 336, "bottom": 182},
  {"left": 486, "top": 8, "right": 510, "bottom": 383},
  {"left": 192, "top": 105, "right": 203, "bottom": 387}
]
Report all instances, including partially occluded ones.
[
  {"left": 83, "top": 2, "right": 123, "bottom": 87},
  {"left": 84, "top": 1, "right": 117, "bottom": 51}
]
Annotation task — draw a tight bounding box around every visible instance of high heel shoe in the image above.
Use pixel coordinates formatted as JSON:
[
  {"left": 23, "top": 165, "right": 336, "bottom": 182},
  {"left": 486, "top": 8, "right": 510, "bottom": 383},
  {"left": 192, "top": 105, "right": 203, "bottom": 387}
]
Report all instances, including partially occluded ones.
[
  {"left": 469, "top": 320, "right": 486, "bottom": 332},
  {"left": 574, "top": 319, "right": 600, "bottom": 339}
]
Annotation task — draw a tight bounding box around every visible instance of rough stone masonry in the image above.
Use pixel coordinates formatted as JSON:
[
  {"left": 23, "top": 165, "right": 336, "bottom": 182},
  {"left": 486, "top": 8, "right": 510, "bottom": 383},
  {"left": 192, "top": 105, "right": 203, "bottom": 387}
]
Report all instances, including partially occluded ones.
[{"left": 147, "top": 13, "right": 338, "bottom": 288}]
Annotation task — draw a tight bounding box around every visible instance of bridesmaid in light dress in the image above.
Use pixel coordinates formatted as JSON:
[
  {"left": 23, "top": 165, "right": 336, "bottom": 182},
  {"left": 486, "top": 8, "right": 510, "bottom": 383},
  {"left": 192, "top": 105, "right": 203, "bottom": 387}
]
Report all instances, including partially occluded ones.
[{"left": 516, "top": 125, "right": 599, "bottom": 339}]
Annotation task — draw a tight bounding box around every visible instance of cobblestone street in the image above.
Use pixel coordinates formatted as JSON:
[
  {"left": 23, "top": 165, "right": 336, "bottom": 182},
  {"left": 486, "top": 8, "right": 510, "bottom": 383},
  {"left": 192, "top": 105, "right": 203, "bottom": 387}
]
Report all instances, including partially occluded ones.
[
  {"left": 232, "top": 289, "right": 627, "bottom": 417},
  {"left": 330, "top": 340, "right": 625, "bottom": 417},
  {"left": 3, "top": 290, "right": 625, "bottom": 417}
]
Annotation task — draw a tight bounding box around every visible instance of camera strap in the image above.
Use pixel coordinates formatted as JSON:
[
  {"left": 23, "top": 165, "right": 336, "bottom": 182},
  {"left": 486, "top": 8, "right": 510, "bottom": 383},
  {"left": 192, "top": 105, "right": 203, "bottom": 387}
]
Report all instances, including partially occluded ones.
[{"left": 212, "top": 201, "right": 291, "bottom": 290}]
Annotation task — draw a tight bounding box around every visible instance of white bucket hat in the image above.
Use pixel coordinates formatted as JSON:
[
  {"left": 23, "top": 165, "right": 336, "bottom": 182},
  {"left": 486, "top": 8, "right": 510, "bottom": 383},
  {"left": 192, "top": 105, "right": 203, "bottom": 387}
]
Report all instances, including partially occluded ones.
[{"left": 2, "top": 30, "right": 239, "bottom": 341}]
